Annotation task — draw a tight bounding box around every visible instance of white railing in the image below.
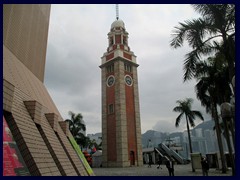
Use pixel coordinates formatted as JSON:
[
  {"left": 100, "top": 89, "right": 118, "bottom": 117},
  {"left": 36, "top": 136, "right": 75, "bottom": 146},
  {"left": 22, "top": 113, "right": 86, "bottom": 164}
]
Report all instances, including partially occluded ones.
[
  {"left": 161, "top": 143, "right": 184, "bottom": 164},
  {"left": 154, "top": 147, "right": 164, "bottom": 157}
]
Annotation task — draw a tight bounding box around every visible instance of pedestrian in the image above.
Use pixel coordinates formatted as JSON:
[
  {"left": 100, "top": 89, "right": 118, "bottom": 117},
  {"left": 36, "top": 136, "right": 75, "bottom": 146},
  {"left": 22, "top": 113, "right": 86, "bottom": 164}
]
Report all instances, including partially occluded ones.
[
  {"left": 157, "top": 157, "right": 162, "bottom": 169},
  {"left": 165, "top": 158, "right": 174, "bottom": 176},
  {"left": 148, "top": 159, "right": 152, "bottom": 167},
  {"left": 148, "top": 158, "right": 152, "bottom": 168},
  {"left": 201, "top": 157, "right": 209, "bottom": 176}
]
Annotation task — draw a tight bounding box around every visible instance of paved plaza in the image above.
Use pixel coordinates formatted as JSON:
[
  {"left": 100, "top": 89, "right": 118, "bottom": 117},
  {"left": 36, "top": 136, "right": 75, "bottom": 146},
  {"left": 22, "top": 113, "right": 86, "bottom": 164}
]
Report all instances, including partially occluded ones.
[{"left": 92, "top": 164, "right": 232, "bottom": 176}]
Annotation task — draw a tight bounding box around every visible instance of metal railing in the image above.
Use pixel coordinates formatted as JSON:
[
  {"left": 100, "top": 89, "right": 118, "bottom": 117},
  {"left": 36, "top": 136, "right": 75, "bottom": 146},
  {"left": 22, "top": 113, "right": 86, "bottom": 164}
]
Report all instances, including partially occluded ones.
[{"left": 160, "top": 143, "right": 184, "bottom": 164}]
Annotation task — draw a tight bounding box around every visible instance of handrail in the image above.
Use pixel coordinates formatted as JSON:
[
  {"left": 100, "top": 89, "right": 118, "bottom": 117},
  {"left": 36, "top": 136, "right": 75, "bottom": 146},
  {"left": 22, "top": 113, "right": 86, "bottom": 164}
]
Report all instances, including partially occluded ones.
[
  {"left": 154, "top": 147, "right": 169, "bottom": 161},
  {"left": 154, "top": 147, "right": 164, "bottom": 157},
  {"left": 161, "top": 143, "right": 184, "bottom": 164},
  {"left": 161, "top": 143, "right": 172, "bottom": 157},
  {"left": 169, "top": 148, "right": 184, "bottom": 164}
]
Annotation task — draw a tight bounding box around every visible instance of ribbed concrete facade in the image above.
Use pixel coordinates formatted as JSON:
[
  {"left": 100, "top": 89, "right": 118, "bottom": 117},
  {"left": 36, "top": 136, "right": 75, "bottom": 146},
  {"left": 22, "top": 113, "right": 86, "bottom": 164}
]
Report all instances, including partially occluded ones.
[
  {"left": 3, "top": 5, "right": 50, "bottom": 82},
  {"left": 100, "top": 19, "right": 143, "bottom": 167},
  {"left": 3, "top": 4, "right": 92, "bottom": 176}
]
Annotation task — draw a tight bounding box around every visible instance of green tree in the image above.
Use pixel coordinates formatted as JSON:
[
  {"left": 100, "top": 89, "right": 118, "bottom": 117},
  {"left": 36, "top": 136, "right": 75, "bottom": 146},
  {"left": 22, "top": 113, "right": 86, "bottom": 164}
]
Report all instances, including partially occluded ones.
[
  {"left": 170, "top": 4, "right": 235, "bottom": 81},
  {"left": 89, "top": 139, "right": 101, "bottom": 150},
  {"left": 65, "top": 111, "right": 86, "bottom": 149},
  {"left": 173, "top": 98, "right": 204, "bottom": 172},
  {"left": 194, "top": 54, "right": 232, "bottom": 173}
]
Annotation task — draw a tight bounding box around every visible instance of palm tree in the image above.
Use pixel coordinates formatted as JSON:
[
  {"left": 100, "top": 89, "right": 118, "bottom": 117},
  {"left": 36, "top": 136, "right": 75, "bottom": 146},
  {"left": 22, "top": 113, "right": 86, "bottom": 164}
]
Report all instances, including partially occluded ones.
[
  {"left": 173, "top": 98, "right": 204, "bottom": 172},
  {"left": 65, "top": 111, "right": 86, "bottom": 149},
  {"left": 194, "top": 54, "right": 232, "bottom": 173},
  {"left": 170, "top": 4, "right": 235, "bottom": 82}
]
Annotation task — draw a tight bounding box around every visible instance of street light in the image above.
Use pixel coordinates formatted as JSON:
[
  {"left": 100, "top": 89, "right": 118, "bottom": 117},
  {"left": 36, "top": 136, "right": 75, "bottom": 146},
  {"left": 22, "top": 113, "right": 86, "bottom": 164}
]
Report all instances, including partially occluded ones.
[{"left": 165, "top": 137, "right": 173, "bottom": 148}]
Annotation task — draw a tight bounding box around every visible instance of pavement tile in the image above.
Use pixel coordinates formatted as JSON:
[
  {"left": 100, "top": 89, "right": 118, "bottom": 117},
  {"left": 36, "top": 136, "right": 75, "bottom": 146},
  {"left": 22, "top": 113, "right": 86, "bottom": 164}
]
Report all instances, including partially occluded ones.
[{"left": 92, "top": 164, "right": 232, "bottom": 176}]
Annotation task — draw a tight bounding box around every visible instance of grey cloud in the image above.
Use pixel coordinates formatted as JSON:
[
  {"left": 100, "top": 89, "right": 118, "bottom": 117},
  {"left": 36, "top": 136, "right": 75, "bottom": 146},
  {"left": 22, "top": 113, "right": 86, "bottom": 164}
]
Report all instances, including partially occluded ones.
[{"left": 45, "top": 4, "right": 210, "bottom": 135}]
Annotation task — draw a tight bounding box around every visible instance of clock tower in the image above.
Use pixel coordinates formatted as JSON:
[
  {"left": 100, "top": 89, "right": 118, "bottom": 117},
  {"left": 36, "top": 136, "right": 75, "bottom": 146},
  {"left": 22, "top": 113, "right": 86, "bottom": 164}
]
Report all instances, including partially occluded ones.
[{"left": 100, "top": 16, "right": 143, "bottom": 167}]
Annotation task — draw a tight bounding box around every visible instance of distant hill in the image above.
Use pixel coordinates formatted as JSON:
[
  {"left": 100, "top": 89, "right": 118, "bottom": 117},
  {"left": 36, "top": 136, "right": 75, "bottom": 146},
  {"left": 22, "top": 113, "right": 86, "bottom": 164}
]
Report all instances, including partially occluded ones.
[
  {"left": 141, "top": 130, "right": 170, "bottom": 148},
  {"left": 91, "top": 120, "right": 215, "bottom": 148},
  {"left": 193, "top": 119, "right": 214, "bottom": 130},
  {"left": 141, "top": 120, "right": 214, "bottom": 148}
]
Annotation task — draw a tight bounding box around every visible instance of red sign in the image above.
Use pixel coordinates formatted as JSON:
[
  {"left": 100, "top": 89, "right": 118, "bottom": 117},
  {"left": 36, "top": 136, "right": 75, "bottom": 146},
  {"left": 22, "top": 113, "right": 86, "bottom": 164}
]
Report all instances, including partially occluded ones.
[{"left": 3, "top": 116, "right": 30, "bottom": 176}]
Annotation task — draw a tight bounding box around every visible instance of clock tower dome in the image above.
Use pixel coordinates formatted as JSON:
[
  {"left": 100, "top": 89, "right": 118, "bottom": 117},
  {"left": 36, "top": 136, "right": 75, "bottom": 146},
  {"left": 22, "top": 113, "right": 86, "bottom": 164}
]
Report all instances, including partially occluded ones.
[{"left": 100, "top": 15, "right": 143, "bottom": 167}]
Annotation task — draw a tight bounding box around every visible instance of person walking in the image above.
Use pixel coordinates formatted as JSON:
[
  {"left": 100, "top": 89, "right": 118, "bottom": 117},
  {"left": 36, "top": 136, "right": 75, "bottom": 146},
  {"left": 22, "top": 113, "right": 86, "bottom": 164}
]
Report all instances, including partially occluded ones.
[
  {"left": 147, "top": 155, "right": 152, "bottom": 168},
  {"left": 166, "top": 158, "right": 174, "bottom": 176},
  {"left": 157, "top": 157, "right": 162, "bottom": 169},
  {"left": 201, "top": 157, "right": 209, "bottom": 176}
]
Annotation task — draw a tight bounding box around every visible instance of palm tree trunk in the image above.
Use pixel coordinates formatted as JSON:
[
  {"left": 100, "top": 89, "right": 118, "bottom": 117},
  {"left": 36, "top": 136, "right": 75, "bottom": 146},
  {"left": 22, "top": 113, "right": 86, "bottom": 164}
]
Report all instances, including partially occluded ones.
[
  {"left": 212, "top": 104, "right": 227, "bottom": 173},
  {"left": 228, "top": 118, "right": 235, "bottom": 149},
  {"left": 185, "top": 115, "right": 194, "bottom": 172},
  {"left": 221, "top": 30, "right": 235, "bottom": 81},
  {"left": 223, "top": 117, "right": 235, "bottom": 176}
]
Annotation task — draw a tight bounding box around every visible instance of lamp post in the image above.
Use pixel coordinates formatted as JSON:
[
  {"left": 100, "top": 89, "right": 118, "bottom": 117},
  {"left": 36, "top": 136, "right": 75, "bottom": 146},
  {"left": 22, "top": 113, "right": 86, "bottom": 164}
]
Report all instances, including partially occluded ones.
[
  {"left": 165, "top": 137, "right": 173, "bottom": 148},
  {"left": 147, "top": 139, "right": 152, "bottom": 148}
]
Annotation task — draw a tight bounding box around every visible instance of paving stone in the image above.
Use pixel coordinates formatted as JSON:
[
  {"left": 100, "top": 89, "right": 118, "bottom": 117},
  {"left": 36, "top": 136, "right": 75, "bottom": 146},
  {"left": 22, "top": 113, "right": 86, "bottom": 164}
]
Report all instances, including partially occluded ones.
[{"left": 93, "top": 164, "right": 232, "bottom": 176}]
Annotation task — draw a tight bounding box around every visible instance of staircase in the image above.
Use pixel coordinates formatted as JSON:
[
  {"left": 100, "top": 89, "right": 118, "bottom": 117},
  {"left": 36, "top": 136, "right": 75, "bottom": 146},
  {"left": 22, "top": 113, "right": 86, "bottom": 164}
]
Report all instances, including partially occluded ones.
[{"left": 158, "top": 143, "right": 185, "bottom": 164}]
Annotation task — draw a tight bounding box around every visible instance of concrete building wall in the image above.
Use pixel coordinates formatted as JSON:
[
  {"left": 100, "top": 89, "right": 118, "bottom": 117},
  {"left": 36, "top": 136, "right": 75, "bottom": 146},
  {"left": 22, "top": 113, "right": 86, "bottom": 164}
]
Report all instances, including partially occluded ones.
[
  {"left": 3, "top": 4, "right": 91, "bottom": 176},
  {"left": 3, "top": 4, "right": 50, "bottom": 82}
]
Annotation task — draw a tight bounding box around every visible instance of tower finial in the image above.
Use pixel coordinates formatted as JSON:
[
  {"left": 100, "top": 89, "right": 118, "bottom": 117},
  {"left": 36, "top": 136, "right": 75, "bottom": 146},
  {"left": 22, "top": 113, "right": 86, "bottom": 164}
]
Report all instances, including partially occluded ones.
[{"left": 116, "top": 4, "right": 119, "bottom": 20}]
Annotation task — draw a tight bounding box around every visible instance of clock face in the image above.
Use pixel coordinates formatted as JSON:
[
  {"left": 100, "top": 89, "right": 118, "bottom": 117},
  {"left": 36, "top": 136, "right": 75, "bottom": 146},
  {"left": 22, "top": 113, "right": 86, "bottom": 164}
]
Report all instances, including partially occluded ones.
[
  {"left": 106, "top": 75, "right": 115, "bottom": 87},
  {"left": 125, "top": 75, "right": 133, "bottom": 86}
]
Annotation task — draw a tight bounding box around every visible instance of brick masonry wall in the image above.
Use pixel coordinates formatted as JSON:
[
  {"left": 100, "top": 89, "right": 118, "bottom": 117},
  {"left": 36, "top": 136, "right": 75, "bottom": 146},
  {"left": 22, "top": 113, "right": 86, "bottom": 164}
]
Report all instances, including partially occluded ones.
[
  {"left": 40, "top": 113, "right": 78, "bottom": 176},
  {"left": 101, "top": 57, "right": 143, "bottom": 167},
  {"left": 57, "top": 126, "right": 89, "bottom": 176},
  {"left": 3, "top": 4, "right": 91, "bottom": 176},
  {"left": 101, "top": 66, "right": 108, "bottom": 167},
  {"left": 106, "top": 76, "right": 117, "bottom": 161},
  {"left": 4, "top": 72, "right": 90, "bottom": 176},
  {"left": 9, "top": 88, "right": 60, "bottom": 176},
  {"left": 125, "top": 74, "right": 137, "bottom": 163},
  {"left": 3, "top": 80, "right": 15, "bottom": 113}
]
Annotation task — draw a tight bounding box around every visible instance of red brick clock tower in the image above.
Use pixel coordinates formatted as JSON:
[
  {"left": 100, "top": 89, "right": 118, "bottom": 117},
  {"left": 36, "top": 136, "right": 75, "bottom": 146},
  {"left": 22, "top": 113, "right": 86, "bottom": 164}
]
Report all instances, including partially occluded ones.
[{"left": 100, "top": 17, "right": 143, "bottom": 167}]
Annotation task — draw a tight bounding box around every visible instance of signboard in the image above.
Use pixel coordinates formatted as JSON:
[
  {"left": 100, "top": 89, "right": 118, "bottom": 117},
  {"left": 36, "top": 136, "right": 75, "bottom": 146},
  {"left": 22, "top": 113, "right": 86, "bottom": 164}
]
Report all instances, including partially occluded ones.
[
  {"left": 69, "top": 137, "right": 94, "bottom": 176},
  {"left": 3, "top": 116, "right": 30, "bottom": 176}
]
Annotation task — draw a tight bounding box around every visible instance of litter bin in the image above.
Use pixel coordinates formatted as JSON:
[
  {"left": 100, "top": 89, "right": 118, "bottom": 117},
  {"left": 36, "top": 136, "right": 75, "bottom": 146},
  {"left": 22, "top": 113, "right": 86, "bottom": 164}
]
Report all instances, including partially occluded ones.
[{"left": 190, "top": 152, "right": 202, "bottom": 170}]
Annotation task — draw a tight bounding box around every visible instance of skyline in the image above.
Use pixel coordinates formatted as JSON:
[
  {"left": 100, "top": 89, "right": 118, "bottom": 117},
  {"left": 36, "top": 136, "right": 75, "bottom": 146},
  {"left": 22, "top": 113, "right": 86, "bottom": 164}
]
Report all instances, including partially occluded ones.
[{"left": 45, "top": 4, "right": 212, "bottom": 135}]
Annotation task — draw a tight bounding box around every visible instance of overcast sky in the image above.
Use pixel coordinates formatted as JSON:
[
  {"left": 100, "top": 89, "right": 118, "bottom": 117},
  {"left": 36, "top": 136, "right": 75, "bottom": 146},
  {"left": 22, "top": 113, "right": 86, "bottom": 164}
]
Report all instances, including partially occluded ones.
[{"left": 44, "top": 4, "right": 212, "bottom": 135}]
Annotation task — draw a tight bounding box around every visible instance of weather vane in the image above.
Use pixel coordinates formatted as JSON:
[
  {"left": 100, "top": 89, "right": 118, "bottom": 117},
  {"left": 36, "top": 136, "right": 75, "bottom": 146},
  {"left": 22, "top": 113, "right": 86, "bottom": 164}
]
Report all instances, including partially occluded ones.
[{"left": 116, "top": 4, "right": 119, "bottom": 20}]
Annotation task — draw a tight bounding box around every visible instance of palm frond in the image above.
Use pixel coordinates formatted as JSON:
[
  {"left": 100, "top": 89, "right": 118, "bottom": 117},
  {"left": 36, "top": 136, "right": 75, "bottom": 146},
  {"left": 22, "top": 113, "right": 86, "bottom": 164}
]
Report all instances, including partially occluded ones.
[
  {"left": 195, "top": 80, "right": 212, "bottom": 114},
  {"left": 175, "top": 113, "right": 183, "bottom": 127},
  {"left": 173, "top": 106, "right": 182, "bottom": 113},
  {"left": 170, "top": 18, "right": 208, "bottom": 49},
  {"left": 183, "top": 50, "right": 200, "bottom": 81},
  {"left": 192, "top": 110, "right": 204, "bottom": 121},
  {"left": 65, "top": 111, "right": 87, "bottom": 147},
  {"left": 187, "top": 116, "right": 196, "bottom": 127},
  {"left": 170, "top": 27, "right": 185, "bottom": 48}
]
